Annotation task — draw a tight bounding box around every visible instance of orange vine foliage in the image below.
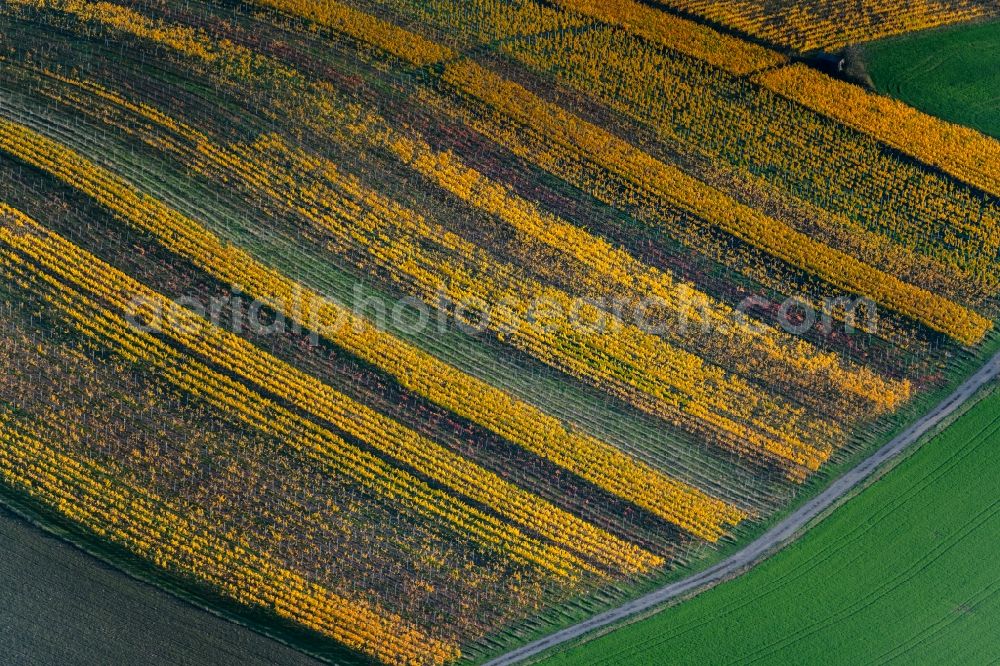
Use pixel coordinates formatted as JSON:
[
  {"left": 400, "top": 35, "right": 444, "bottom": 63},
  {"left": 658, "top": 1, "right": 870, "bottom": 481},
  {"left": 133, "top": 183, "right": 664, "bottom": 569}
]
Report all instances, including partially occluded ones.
[
  {"left": 26, "top": 60, "right": 910, "bottom": 423},
  {"left": 440, "top": 60, "right": 993, "bottom": 346},
  {"left": 0, "top": 413, "right": 460, "bottom": 666},
  {"left": 758, "top": 63, "right": 1000, "bottom": 200},
  {"left": 0, "top": 204, "right": 663, "bottom": 576},
  {"left": 211, "top": 134, "right": 836, "bottom": 473},
  {"left": 10, "top": 0, "right": 219, "bottom": 61},
  {"left": 498, "top": 26, "right": 1000, "bottom": 295},
  {"left": 551, "top": 0, "right": 785, "bottom": 75},
  {"left": 369, "top": 0, "right": 588, "bottom": 47},
  {"left": 385, "top": 134, "right": 910, "bottom": 415},
  {"left": 3, "top": 0, "right": 994, "bottom": 661},
  {"left": 0, "top": 119, "right": 748, "bottom": 542},
  {"left": 14, "top": 56, "right": 923, "bottom": 486},
  {"left": 0, "top": 234, "right": 594, "bottom": 582},
  {"left": 251, "top": 0, "right": 456, "bottom": 66},
  {"left": 661, "top": 0, "right": 995, "bottom": 52}
]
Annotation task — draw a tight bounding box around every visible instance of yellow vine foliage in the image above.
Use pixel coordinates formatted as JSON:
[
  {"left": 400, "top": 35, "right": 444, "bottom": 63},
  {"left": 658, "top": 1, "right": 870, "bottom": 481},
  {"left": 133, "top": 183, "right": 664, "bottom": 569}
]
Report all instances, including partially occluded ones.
[
  {"left": 366, "top": 0, "right": 589, "bottom": 47},
  {"left": 0, "top": 233, "right": 590, "bottom": 580},
  {"left": 11, "top": 0, "right": 219, "bottom": 61},
  {"left": 250, "top": 0, "right": 456, "bottom": 66},
  {"left": 3, "top": 0, "right": 988, "bottom": 658},
  {"left": 0, "top": 51, "right": 904, "bottom": 476},
  {"left": 0, "top": 204, "right": 663, "bottom": 576},
  {"left": 15, "top": 59, "right": 910, "bottom": 446},
  {"left": 440, "top": 60, "right": 993, "bottom": 346},
  {"left": 498, "top": 26, "right": 1000, "bottom": 294},
  {"left": 21, "top": 65, "right": 845, "bottom": 484},
  {"left": 10, "top": 0, "right": 993, "bottom": 345},
  {"left": 5, "top": 0, "right": 305, "bottom": 86},
  {"left": 661, "top": 0, "right": 995, "bottom": 52},
  {"left": 0, "top": 414, "right": 460, "bottom": 666},
  {"left": 0, "top": 119, "right": 748, "bottom": 542},
  {"left": 758, "top": 63, "right": 1000, "bottom": 200},
  {"left": 211, "top": 134, "right": 835, "bottom": 472},
  {"left": 384, "top": 128, "right": 911, "bottom": 416},
  {"left": 551, "top": 0, "right": 786, "bottom": 74},
  {"left": 4, "top": 66, "right": 842, "bottom": 473}
]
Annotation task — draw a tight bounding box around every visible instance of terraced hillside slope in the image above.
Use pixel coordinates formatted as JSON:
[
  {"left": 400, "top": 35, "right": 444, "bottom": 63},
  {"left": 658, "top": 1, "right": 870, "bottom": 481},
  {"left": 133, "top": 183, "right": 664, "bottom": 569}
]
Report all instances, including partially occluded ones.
[{"left": 0, "top": 1, "right": 997, "bottom": 664}]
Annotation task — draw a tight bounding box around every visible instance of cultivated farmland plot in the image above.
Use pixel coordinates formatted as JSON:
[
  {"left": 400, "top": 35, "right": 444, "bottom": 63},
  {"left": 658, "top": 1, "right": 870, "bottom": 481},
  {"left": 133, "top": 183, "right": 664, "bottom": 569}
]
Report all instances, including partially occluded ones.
[{"left": 0, "top": 0, "right": 997, "bottom": 664}]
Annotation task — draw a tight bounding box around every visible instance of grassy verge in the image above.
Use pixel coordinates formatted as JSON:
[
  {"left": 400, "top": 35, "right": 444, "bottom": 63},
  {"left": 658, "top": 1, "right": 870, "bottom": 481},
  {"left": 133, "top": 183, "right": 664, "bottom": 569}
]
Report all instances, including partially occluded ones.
[
  {"left": 537, "top": 378, "right": 1000, "bottom": 664},
  {"left": 468, "top": 331, "right": 1000, "bottom": 662}
]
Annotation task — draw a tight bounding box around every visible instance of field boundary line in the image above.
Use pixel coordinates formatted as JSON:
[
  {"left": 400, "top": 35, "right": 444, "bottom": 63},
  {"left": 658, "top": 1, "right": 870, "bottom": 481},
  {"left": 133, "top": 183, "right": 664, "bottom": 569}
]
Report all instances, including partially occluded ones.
[{"left": 483, "top": 349, "right": 1000, "bottom": 665}]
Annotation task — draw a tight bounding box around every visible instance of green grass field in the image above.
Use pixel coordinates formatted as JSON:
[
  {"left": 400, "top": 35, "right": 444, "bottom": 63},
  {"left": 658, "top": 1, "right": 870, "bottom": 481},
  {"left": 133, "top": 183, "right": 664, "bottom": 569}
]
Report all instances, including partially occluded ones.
[
  {"left": 0, "top": 505, "right": 320, "bottom": 666},
  {"left": 865, "top": 20, "right": 1000, "bottom": 139},
  {"left": 540, "top": 385, "right": 1000, "bottom": 665}
]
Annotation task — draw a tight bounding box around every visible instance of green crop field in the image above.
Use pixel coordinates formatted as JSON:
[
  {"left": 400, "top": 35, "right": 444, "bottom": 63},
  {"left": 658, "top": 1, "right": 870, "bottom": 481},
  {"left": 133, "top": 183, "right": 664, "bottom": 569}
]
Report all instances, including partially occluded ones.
[
  {"left": 540, "top": 385, "right": 1000, "bottom": 665},
  {"left": 865, "top": 20, "right": 1000, "bottom": 138}
]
